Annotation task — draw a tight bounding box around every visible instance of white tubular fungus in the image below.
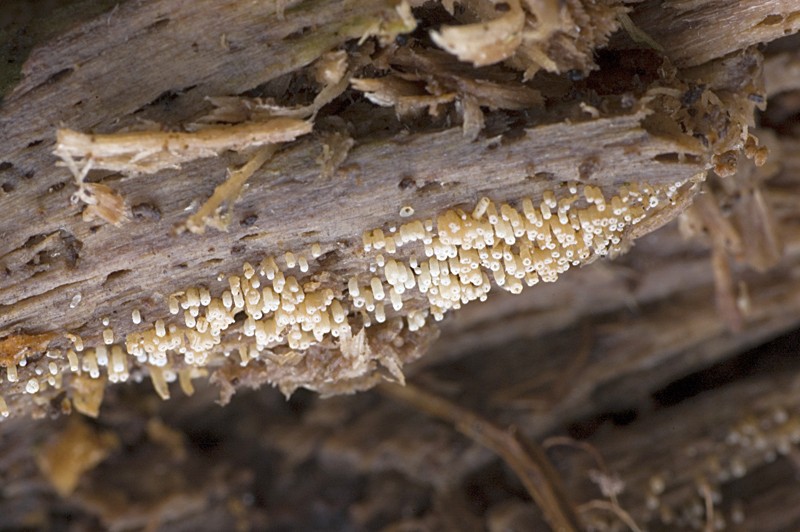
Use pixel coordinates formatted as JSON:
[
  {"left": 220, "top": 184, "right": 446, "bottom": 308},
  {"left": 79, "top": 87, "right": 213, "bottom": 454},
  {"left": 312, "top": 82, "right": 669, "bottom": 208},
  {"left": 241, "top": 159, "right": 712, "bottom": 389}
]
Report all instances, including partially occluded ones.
[{"left": 9, "top": 173, "right": 674, "bottom": 418}]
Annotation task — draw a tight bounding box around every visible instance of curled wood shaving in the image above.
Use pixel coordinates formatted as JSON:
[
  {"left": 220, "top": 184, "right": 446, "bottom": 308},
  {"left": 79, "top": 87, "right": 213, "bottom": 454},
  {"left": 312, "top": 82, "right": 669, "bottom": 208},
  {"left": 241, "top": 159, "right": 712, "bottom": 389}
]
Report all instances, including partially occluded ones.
[
  {"left": 358, "top": 0, "right": 417, "bottom": 46},
  {"left": 374, "top": 46, "right": 541, "bottom": 136},
  {"left": 434, "top": 0, "right": 625, "bottom": 76},
  {"left": 350, "top": 76, "right": 457, "bottom": 116},
  {"left": 201, "top": 50, "right": 359, "bottom": 125},
  {"left": 520, "top": 0, "right": 562, "bottom": 42},
  {"left": 390, "top": 48, "right": 543, "bottom": 110},
  {"left": 314, "top": 49, "right": 348, "bottom": 86},
  {"left": 77, "top": 183, "right": 128, "bottom": 226},
  {"left": 431, "top": 0, "right": 526, "bottom": 67}
]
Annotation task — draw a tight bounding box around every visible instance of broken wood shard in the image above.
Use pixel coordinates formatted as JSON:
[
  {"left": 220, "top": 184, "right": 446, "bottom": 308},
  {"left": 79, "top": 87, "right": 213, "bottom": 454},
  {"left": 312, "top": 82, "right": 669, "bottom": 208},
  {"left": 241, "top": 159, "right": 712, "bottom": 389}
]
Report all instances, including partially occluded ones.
[
  {"left": 0, "top": 0, "right": 798, "bottom": 529},
  {"left": 53, "top": 118, "right": 313, "bottom": 176}
]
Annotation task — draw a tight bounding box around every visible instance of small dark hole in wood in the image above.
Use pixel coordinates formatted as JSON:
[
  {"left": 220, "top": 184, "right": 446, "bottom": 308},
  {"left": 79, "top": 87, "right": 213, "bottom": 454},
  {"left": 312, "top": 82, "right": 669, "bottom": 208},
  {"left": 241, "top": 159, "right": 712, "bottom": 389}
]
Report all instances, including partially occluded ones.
[
  {"left": 23, "top": 234, "right": 47, "bottom": 248},
  {"left": 654, "top": 153, "right": 681, "bottom": 163},
  {"left": 146, "top": 18, "right": 170, "bottom": 32},
  {"left": 579, "top": 157, "right": 599, "bottom": 180},
  {"left": 757, "top": 14, "right": 784, "bottom": 26},
  {"left": 610, "top": 408, "right": 638, "bottom": 427},
  {"left": 40, "top": 68, "right": 72, "bottom": 88},
  {"left": 315, "top": 250, "right": 340, "bottom": 269},
  {"left": 240, "top": 214, "right": 258, "bottom": 227},
  {"left": 61, "top": 231, "right": 82, "bottom": 267},
  {"left": 533, "top": 171, "right": 557, "bottom": 182},
  {"left": 286, "top": 25, "right": 313, "bottom": 40},
  {"left": 132, "top": 202, "right": 162, "bottom": 222},
  {"left": 681, "top": 84, "right": 705, "bottom": 106},
  {"left": 567, "top": 69, "right": 584, "bottom": 81},
  {"left": 398, "top": 176, "right": 416, "bottom": 190},
  {"left": 416, "top": 181, "right": 442, "bottom": 195},
  {"left": 104, "top": 269, "right": 133, "bottom": 287}
]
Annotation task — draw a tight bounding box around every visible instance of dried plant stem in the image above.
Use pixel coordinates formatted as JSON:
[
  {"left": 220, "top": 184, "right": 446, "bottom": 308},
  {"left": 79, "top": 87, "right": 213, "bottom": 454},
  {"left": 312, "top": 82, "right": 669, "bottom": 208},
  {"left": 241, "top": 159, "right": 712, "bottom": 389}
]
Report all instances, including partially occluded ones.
[
  {"left": 381, "top": 382, "right": 582, "bottom": 532},
  {"left": 700, "top": 482, "right": 715, "bottom": 532},
  {"left": 545, "top": 436, "right": 644, "bottom": 531},
  {"left": 578, "top": 500, "right": 643, "bottom": 532}
]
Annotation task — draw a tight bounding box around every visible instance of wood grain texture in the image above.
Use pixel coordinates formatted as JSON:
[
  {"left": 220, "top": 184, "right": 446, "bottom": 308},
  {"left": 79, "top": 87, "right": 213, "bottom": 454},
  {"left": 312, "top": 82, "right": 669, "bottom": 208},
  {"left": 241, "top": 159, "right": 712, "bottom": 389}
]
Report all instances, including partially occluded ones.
[{"left": 0, "top": 1, "right": 798, "bottom": 529}]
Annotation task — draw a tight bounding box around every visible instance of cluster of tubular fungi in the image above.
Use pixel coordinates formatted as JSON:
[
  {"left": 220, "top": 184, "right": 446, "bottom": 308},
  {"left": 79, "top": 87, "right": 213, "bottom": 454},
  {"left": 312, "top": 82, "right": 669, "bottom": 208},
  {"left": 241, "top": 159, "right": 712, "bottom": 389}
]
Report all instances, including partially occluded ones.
[{"left": 0, "top": 178, "right": 687, "bottom": 416}]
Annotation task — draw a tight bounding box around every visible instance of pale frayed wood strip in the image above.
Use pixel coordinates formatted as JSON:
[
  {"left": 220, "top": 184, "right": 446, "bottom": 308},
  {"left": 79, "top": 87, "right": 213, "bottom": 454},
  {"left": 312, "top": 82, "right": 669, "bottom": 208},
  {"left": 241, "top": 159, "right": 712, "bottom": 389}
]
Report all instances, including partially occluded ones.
[
  {"left": 80, "top": 183, "right": 128, "bottom": 227},
  {"left": 54, "top": 118, "right": 312, "bottom": 175},
  {"left": 200, "top": 50, "right": 353, "bottom": 124},
  {"left": 317, "top": 131, "right": 355, "bottom": 178},
  {"left": 350, "top": 76, "right": 457, "bottom": 116},
  {"left": 430, "top": 0, "right": 525, "bottom": 67},
  {"left": 182, "top": 144, "right": 279, "bottom": 234}
]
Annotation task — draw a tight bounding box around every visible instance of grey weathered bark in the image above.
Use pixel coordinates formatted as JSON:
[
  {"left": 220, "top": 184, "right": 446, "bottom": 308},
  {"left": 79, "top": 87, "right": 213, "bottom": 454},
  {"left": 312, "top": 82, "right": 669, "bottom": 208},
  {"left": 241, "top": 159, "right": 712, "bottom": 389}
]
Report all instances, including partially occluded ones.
[{"left": 1, "top": 0, "right": 799, "bottom": 530}]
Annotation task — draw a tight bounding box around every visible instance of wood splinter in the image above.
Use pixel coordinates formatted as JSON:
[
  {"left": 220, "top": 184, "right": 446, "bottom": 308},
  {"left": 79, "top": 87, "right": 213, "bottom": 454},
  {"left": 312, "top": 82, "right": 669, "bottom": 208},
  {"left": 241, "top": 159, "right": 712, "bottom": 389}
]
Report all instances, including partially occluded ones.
[{"left": 53, "top": 118, "right": 313, "bottom": 226}]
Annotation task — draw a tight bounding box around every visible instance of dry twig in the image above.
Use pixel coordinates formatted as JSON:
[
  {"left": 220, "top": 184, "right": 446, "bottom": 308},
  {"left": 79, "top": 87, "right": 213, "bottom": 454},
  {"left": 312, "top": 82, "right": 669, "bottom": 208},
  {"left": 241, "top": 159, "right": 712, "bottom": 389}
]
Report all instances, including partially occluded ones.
[{"left": 381, "top": 382, "right": 582, "bottom": 532}]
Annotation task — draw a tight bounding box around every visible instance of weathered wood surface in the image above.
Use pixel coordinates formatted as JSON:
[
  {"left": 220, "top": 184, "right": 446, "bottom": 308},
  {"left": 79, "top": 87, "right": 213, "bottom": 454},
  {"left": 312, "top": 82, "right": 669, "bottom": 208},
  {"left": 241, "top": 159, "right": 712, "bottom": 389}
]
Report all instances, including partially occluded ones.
[
  {"left": 0, "top": 0, "right": 799, "bottom": 530},
  {"left": 0, "top": 111, "right": 702, "bottom": 333},
  {"left": 630, "top": 0, "right": 800, "bottom": 67},
  {"left": 0, "top": 0, "right": 733, "bottom": 412}
]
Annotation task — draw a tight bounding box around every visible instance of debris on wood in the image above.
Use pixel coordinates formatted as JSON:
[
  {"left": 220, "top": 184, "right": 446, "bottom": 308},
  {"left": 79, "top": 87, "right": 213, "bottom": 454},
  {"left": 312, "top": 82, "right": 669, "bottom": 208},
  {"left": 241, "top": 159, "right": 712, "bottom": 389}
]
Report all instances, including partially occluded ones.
[{"left": 0, "top": 0, "right": 799, "bottom": 529}]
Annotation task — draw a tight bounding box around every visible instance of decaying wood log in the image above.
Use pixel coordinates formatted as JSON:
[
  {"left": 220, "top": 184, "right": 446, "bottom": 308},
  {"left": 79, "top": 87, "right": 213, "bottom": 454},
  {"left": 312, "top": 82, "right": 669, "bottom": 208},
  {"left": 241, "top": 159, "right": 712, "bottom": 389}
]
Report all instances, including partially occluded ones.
[
  {"left": 1, "top": 0, "right": 799, "bottom": 530},
  {"left": 2, "top": 0, "right": 752, "bottom": 412}
]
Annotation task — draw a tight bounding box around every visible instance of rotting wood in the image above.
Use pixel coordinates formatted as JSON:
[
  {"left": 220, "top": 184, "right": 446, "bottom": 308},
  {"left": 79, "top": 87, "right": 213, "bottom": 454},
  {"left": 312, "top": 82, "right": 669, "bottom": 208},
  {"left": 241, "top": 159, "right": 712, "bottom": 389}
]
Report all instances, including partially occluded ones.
[
  {"left": 0, "top": 2, "right": 799, "bottom": 530},
  {"left": 0, "top": 0, "right": 788, "bottom": 420},
  {"left": 629, "top": 0, "right": 800, "bottom": 68}
]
